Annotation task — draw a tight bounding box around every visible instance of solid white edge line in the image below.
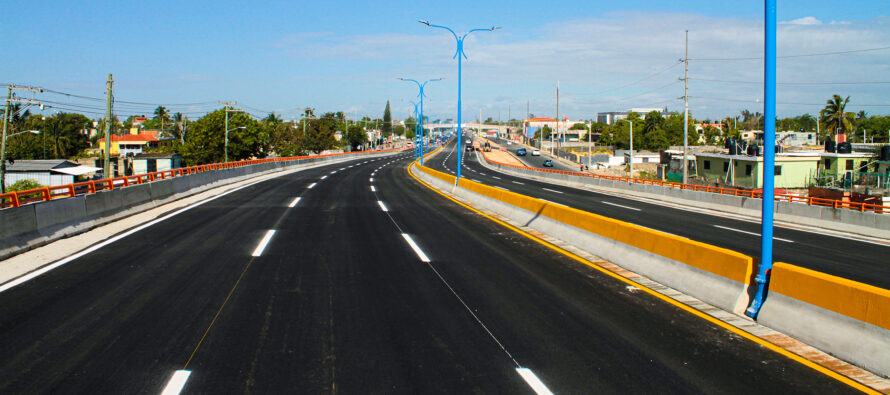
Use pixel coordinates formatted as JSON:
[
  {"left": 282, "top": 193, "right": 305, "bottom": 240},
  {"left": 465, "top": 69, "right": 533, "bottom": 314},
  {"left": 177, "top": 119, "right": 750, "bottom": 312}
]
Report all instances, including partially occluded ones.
[
  {"left": 288, "top": 197, "right": 301, "bottom": 208},
  {"left": 540, "top": 199, "right": 567, "bottom": 207},
  {"left": 714, "top": 224, "right": 795, "bottom": 243},
  {"left": 307, "top": 183, "right": 317, "bottom": 189},
  {"left": 160, "top": 370, "right": 192, "bottom": 395},
  {"left": 377, "top": 200, "right": 388, "bottom": 212},
  {"left": 0, "top": 178, "right": 265, "bottom": 293},
  {"left": 494, "top": 186, "right": 510, "bottom": 191},
  {"left": 601, "top": 201, "right": 642, "bottom": 211},
  {"left": 516, "top": 368, "right": 553, "bottom": 395},
  {"left": 251, "top": 230, "right": 276, "bottom": 257},
  {"left": 371, "top": 186, "right": 376, "bottom": 192},
  {"left": 541, "top": 188, "right": 563, "bottom": 194},
  {"left": 401, "top": 233, "right": 431, "bottom": 262}
]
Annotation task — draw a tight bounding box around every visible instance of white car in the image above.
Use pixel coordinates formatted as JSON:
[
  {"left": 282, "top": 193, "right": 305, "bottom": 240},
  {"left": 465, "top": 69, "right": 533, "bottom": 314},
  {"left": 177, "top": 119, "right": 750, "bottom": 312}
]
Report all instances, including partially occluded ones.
[{"left": 531, "top": 150, "right": 540, "bottom": 156}]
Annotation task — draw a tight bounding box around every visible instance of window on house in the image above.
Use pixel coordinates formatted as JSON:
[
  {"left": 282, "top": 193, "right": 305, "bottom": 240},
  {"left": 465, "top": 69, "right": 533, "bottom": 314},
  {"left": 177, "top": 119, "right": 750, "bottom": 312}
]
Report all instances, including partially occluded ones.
[
  {"left": 147, "top": 159, "right": 157, "bottom": 173},
  {"left": 824, "top": 158, "right": 831, "bottom": 169},
  {"left": 846, "top": 159, "right": 854, "bottom": 170},
  {"left": 723, "top": 162, "right": 729, "bottom": 172},
  {"left": 775, "top": 165, "right": 782, "bottom": 176},
  {"left": 745, "top": 165, "right": 752, "bottom": 176},
  {"left": 860, "top": 161, "right": 868, "bottom": 172},
  {"left": 704, "top": 160, "right": 710, "bottom": 170}
]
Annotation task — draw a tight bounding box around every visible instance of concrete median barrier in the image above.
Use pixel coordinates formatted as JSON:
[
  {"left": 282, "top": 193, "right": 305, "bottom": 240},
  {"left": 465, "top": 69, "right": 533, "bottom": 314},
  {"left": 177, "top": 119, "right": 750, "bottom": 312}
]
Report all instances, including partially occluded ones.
[
  {"left": 478, "top": 155, "right": 890, "bottom": 238},
  {"left": 412, "top": 163, "right": 753, "bottom": 315},
  {"left": 757, "top": 262, "right": 890, "bottom": 376},
  {"left": 416, "top": 159, "right": 890, "bottom": 377}
]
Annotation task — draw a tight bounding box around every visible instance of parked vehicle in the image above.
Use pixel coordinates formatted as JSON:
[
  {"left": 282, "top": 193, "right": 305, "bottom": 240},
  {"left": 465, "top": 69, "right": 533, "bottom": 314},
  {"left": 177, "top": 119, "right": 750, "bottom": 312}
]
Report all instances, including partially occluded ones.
[{"left": 516, "top": 148, "right": 527, "bottom": 156}]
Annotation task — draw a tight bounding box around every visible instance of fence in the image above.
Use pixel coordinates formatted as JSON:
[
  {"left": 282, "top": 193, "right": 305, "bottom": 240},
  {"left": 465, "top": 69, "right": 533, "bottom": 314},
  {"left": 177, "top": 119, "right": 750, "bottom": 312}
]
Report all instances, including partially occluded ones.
[
  {"left": 482, "top": 152, "right": 888, "bottom": 214},
  {"left": 1, "top": 149, "right": 400, "bottom": 209}
]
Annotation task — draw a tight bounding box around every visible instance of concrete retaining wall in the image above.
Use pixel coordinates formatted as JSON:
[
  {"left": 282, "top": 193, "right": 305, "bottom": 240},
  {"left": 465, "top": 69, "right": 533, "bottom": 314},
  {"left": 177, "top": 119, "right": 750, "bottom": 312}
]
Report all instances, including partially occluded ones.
[
  {"left": 0, "top": 151, "right": 396, "bottom": 260},
  {"left": 478, "top": 154, "right": 890, "bottom": 239}
]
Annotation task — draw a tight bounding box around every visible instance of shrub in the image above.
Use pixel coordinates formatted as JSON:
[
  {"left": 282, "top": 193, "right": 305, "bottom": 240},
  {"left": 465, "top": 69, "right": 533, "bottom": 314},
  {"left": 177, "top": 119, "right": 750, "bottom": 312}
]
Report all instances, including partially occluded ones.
[{"left": 6, "top": 179, "right": 45, "bottom": 192}]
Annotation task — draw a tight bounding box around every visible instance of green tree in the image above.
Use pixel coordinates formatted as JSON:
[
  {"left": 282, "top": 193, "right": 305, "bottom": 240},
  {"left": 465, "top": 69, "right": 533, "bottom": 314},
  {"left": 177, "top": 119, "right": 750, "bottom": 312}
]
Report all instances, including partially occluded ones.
[
  {"left": 263, "top": 112, "right": 283, "bottom": 124},
  {"left": 180, "top": 109, "right": 268, "bottom": 165},
  {"left": 305, "top": 115, "right": 337, "bottom": 154},
  {"left": 153, "top": 106, "right": 170, "bottom": 131},
  {"left": 404, "top": 116, "right": 417, "bottom": 137},
  {"left": 819, "top": 94, "right": 855, "bottom": 140},
  {"left": 345, "top": 124, "right": 367, "bottom": 150},
  {"left": 269, "top": 122, "right": 305, "bottom": 157},
  {"left": 382, "top": 101, "right": 392, "bottom": 137},
  {"left": 535, "top": 125, "right": 552, "bottom": 139}
]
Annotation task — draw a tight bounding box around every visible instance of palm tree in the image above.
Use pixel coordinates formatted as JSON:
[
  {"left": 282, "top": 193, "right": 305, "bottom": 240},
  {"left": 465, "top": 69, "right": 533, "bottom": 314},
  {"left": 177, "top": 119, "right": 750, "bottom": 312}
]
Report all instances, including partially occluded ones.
[
  {"left": 819, "top": 95, "right": 855, "bottom": 139},
  {"left": 154, "top": 106, "right": 170, "bottom": 131},
  {"left": 264, "top": 112, "right": 282, "bottom": 124}
]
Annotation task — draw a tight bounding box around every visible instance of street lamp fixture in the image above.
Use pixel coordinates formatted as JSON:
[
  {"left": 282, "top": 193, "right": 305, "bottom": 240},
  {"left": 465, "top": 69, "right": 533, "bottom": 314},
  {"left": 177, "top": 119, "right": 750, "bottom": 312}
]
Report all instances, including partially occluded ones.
[
  {"left": 398, "top": 77, "right": 442, "bottom": 165},
  {"left": 420, "top": 20, "right": 500, "bottom": 182}
]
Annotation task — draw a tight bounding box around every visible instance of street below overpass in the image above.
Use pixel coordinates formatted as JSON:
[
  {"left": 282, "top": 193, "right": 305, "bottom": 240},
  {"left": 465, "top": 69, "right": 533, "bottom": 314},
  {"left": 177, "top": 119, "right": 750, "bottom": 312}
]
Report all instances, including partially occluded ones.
[
  {"left": 434, "top": 137, "right": 890, "bottom": 290},
  {"left": 0, "top": 150, "right": 860, "bottom": 393}
]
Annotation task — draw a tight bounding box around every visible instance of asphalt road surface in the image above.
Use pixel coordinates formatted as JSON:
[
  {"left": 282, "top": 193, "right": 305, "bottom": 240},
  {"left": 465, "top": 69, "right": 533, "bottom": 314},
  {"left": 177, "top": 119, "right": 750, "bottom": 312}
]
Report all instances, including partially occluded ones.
[
  {"left": 0, "top": 151, "right": 860, "bottom": 393},
  {"left": 435, "top": 136, "right": 890, "bottom": 290}
]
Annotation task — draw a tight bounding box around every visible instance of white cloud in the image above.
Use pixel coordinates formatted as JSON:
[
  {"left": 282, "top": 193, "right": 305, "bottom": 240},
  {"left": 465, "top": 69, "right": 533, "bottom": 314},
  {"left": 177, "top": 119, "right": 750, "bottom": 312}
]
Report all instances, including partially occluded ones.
[
  {"left": 273, "top": 12, "right": 890, "bottom": 119},
  {"left": 783, "top": 16, "right": 823, "bottom": 25}
]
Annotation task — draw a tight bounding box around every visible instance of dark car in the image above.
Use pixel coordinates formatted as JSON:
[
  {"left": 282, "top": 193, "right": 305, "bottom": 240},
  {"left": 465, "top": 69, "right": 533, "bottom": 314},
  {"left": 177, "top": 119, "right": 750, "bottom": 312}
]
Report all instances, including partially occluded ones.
[
  {"left": 516, "top": 148, "right": 527, "bottom": 156},
  {"left": 542, "top": 159, "right": 554, "bottom": 167}
]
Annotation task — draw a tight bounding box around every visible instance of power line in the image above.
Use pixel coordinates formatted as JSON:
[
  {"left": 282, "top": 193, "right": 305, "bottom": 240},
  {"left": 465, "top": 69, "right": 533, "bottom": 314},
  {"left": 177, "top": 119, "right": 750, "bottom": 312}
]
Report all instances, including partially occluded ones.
[
  {"left": 590, "top": 80, "right": 682, "bottom": 105},
  {"left": 693, "top": 96, "right": 890, "bottom": 107},
  {"left": 689, "top": 77, "right": 890, "bottom": 86},
  {"left": 586, "top": 61, "right": 682, "bottom": 96},
  {"left": 688, "top": 45, "right": 890, "bottom": 61}
]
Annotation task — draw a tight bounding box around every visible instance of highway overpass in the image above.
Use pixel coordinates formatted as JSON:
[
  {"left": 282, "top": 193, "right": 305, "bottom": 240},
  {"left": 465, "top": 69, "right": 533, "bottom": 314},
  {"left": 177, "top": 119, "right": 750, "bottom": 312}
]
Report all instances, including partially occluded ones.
[{"left": 0, "top": 146, "right": 881, "bottom": 393}]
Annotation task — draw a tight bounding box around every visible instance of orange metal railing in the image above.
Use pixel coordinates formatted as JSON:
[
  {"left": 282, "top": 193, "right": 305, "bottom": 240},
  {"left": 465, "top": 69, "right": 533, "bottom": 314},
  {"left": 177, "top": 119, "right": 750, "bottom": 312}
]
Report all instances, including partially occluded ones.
[
  {"left": 1, "top": 148, "right": 403, "bottom": 209},
  {"left": 482, "top": 152, "right": 887, "bottom": 214}
]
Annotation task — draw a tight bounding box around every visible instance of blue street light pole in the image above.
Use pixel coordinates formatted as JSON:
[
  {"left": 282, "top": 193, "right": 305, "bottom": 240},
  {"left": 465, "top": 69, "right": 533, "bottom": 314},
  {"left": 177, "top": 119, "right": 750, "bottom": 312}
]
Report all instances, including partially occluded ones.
[
  {"left": 746, "top": 0, "right": 777, "bottom": 318},
  {"left": 400, "top": 78, "right": 442, "bottom": 166},
  {"left": 409, "top": 100, "right": 420, "bottom": 160},
  {"left": 420, "top": 20, "right": 500, "bottom": 182}
]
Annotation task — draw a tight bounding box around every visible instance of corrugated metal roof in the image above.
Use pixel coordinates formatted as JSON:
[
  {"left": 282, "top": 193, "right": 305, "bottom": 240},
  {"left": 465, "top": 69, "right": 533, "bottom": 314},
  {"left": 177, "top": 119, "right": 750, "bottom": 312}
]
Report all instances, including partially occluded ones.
[{"left": 5, "top": 159, "right": 78, "bottom": 172}]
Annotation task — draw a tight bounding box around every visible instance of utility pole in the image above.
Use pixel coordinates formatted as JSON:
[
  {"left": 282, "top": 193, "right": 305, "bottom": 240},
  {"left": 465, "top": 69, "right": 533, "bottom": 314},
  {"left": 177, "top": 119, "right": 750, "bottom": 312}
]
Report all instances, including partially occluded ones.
[
  {"left": 1, "top": 87, "right": 11, "bottom": 193},
  {"left": 1, "top": 85, "right": 45, "bottom": 192},
  {"left": 555, "top": 80, "right": 559, "bottom": 156},
  {"left": 681, "top": 30, "right": 690, "bottom": 184},
  {"left": 101, "top": 75, "right": 113, "bottom": 178},
  {"left": 587, "top": 121, "right": 593, "bottom": 168},
  {"left": 629, "top": 120, "right": 634, "bottom": 178},
  {"left": 219, "top": 101, "right": 239, "bottom": 162}
]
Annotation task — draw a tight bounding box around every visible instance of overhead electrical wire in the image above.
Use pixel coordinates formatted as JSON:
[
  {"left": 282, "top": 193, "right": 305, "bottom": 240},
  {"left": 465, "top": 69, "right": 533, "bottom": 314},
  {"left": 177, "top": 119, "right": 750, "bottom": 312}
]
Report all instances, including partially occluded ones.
[
  {"left": 688, "top": 77, "right": 890, "bottom": 86},
  {"left": 688, "top": 45, "right": 890, "bottom": 61}
]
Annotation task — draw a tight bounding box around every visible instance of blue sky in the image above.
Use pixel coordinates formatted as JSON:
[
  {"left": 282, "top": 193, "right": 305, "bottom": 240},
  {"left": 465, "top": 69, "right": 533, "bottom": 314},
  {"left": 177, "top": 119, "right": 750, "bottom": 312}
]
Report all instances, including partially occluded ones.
[{"left": 2, "top": 0, "right": 889, "bottom": 122}]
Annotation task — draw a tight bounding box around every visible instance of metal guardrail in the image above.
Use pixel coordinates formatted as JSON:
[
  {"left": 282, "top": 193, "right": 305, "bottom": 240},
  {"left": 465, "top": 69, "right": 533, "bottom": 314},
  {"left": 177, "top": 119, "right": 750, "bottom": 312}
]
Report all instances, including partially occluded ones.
[
  {"left": 1, "top": 149, "right": 403, "bottom": 209},
  {"left": 482, "top": 152, "right": 887, "bottom": 214}
]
